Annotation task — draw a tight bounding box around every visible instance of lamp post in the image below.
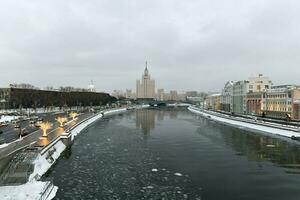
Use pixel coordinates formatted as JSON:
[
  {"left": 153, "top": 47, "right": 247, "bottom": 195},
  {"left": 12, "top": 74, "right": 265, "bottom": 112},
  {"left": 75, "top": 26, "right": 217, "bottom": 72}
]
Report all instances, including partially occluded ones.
[
  {"left": 69, "top": 112, "right": 77, "bottom": 120},
  {"left": 40, "top": 122, "right": 52, "bottom": 137},
  {"left": 56, "top": 117, "right": 68, "bottom": 127}
]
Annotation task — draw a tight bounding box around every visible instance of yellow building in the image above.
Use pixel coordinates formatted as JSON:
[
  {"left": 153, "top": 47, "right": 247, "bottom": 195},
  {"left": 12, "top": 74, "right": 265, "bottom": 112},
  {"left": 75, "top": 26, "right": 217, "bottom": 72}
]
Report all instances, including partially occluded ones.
[
  {"left": 205, "top": 94, "right": 221, "bottom": 111},
  {"left": 264, "top": 85, "right": 300, "bottom": 119}
]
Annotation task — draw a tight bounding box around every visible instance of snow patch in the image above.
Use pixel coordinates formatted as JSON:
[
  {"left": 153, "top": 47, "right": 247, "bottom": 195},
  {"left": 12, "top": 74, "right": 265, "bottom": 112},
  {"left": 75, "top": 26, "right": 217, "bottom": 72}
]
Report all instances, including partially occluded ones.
[
  {"left": 29, "top": 140, "right": 66, "bottom": 180},
  {"left": 189, "top": 107, "right": 300, "bottom": 139},
  {"left": 0, "top": 115, "right": 20, "bottom": 123},
  {"left": 174, "top": 173, "right": 183, "bottom": 176},
  {"left": 0, "top": 143, "right": 9, "bottom": 148},
  {"left": 0, "top": 181, "right": 57, "bottom": 200}
]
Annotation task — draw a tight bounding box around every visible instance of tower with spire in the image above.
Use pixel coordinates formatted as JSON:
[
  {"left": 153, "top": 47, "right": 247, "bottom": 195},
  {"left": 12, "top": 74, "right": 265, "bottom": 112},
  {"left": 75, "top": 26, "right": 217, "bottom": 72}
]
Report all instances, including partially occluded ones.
[
  {"left": 136, "top": 61, "right": 155, "bottom": 99},
  {"left": 87, "top": 80, "right": 96, "bottom": 92},
  {"left": 144, "top": 61, "right": 149, "bottom": 77}
]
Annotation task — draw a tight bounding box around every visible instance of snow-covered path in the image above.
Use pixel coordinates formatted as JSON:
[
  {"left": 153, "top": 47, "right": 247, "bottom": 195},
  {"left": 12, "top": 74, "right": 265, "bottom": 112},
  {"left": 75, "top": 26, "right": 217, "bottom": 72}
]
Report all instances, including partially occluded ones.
[{"left": 188, "top": 106, "right": 300, "bottom": 139}]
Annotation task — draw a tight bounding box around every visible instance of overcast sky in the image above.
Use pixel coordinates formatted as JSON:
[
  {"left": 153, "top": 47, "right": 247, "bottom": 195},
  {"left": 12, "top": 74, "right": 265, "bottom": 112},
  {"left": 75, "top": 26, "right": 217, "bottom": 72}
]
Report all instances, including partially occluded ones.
[{"left": 0, "top": 0, "right": 299, "bottom": 93}]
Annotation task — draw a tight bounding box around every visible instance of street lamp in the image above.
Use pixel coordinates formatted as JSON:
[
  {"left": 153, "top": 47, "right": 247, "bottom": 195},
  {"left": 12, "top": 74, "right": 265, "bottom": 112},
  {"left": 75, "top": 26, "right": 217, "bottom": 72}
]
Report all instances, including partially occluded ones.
[
  {"left": 56, "top": 116, "right": 68, "bottom": 127},
  {"left": 69, "top": 112, "right": 77, "bottom": 120},
  {"left": 40, "top": 122, "right": 52, "bottom": 137}
]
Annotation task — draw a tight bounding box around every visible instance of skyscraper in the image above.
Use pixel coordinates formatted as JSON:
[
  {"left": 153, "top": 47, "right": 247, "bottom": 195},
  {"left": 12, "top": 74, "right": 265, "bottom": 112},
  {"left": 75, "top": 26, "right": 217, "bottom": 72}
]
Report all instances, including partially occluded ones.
[{"left": 136, "top": 62, "right": 155, "bottom": 99}]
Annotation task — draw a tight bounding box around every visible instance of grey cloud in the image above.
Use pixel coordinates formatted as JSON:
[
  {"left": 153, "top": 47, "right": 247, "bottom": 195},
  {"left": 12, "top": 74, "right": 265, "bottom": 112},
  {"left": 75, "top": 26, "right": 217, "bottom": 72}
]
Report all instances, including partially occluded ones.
[{"left": 0, "top": 0, "right": 299, "bottom": 92}]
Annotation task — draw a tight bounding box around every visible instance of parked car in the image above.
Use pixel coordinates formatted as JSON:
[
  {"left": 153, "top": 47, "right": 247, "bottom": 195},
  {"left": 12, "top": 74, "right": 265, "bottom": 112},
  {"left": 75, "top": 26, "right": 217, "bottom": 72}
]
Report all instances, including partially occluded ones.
[
  {"left": 29, "top": 119, "right": 36, "bottom": 124},
  {"left": 34, "top": 122, "right": 41, "bottom": 127}
]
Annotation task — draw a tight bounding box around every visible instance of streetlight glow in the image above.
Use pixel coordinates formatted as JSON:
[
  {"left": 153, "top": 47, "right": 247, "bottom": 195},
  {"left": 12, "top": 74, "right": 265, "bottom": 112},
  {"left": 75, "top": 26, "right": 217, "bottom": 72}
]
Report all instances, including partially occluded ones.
[
  {"left": 69, "top": 112, "right": 78, "bottom": 120},
  {"left": 56, "top": 116, "right": 68, "bottom": 127},
  {"left": 40, "top": 122, "right": 52, "bottom": 137}
]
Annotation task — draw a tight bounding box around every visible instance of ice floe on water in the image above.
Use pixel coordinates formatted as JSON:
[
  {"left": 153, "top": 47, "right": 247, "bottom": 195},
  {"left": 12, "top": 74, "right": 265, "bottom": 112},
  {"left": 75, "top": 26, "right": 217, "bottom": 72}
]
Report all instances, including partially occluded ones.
[
  {"left": 0, "top": 108, "right": 137, "bottom": 200},
  {"left": 44, "top": 119, "right": 203, "bottom": 200},
  {"left": 174, "top": 172, "right": 183, "bottom": 176}
]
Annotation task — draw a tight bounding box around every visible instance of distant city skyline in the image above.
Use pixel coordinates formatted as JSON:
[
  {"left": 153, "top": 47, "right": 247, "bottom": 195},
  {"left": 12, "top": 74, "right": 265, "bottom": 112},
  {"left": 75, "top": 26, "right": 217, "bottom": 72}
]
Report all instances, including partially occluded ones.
[{"left": 1, "top": 0, "right": 300, "bottom": 92}]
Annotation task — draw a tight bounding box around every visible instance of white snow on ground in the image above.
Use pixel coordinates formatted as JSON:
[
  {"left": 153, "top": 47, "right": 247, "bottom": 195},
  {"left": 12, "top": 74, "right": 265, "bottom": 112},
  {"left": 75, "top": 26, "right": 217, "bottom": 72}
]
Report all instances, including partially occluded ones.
[
  {"left": 0, "top": 115, "right": 20, "bottom": 123},
  {"left": 29, "top": 140, "right": 67, "bottom": 181},
  {"left": 69, "top": 113, "right": 104, "bottom": 140},
  {"left": 168, "top": 103, "right": 191, "bottom": 107},
  {"left": 0, "top": 143, "right": 9, "bottom": 149},
  {"left": 103, "top": 108, "right": 127, "bottom": 115},
  {"left": 0, "top": 143, "right": 9, "bottom": 148},
  {"left": 0, "top": 181, "right": 58, "bottom": 200},
  {"left": 188, "top": 107, "right": 300, "bottom": 138}
]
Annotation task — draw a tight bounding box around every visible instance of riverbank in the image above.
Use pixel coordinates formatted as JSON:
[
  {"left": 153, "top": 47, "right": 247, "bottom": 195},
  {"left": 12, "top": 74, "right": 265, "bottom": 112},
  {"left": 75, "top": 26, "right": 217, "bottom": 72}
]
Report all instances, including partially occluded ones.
[
  {"left": 0, "top": 106, "right": 147, "bottom": 200},
  {"left": 188, "top": 106, "right": 300, "bottom": 140}
]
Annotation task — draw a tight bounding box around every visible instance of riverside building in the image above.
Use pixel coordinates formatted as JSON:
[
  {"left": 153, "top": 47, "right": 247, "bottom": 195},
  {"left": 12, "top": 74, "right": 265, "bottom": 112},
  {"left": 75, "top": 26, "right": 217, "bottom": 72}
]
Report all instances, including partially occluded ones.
[
  {"left": 231, "top": 74, "right": 272, "bottom": 115},
  {"left": 264, "top": 85, "right": 300, "bottom": 119},
  {"left": 293, "top": 99, "right": 300, "bottom": 120},
  {"left": 220, "top": 81, "right": 236, "bottom": 112},
  {"left": 205, "top": 93, "right": 221, "bottom": 111}
]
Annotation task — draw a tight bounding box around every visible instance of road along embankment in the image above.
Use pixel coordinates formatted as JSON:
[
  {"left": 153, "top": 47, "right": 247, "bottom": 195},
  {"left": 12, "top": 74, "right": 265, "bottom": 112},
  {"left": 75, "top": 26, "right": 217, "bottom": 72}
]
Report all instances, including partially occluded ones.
[
  {"left": 188, "top": 106, "right": 300, "bottom": 140},
  {"left": 0, "top": 107, "right": 140, "bottom": 200}
]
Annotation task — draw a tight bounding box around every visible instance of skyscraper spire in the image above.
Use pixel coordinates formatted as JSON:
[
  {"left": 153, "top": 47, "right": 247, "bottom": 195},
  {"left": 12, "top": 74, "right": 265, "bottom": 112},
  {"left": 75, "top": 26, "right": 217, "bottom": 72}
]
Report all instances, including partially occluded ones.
[{"left": 144, "top": 61, "right": 149, "bottom": 76}]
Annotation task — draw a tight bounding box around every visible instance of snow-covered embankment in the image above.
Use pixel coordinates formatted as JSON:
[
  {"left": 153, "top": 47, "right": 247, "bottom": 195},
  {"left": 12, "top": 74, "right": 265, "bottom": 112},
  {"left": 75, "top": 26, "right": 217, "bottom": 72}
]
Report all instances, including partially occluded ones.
[
  {"left": 30, "top": 108, "right": 128, "bottom": 180},
  {"left": 188, "top": 106, "right": 300, "bottom": 139},
  {"left": 0, "top": 108, "right": 129, "bottom": 200}
]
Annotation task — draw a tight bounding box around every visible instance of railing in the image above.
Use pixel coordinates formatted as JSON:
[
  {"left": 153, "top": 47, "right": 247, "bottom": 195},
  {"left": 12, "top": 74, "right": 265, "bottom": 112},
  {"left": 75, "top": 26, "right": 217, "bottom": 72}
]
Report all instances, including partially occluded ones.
[
  {"left": 190, "top": 106, "right": 300, "bottom": 133},
  {"left": 40, "top": 112, "right": 103, "bottom": 156},
  {"left": 39, "top": 178, "right": 54, "bottom": 200}
]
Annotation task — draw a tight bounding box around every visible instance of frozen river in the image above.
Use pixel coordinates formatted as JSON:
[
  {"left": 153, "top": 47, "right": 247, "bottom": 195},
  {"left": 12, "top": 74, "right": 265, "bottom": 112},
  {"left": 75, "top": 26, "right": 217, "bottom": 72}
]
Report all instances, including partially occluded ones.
[{"left": 44, "top": 108, "right": 300, "bottom": 200}]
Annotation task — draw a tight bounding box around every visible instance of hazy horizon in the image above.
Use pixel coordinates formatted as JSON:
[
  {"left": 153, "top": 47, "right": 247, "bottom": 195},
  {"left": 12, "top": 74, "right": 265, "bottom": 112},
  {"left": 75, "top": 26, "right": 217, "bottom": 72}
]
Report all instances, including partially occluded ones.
[{"left": 0, "top": 0, "right": 300, "bottom": 93}]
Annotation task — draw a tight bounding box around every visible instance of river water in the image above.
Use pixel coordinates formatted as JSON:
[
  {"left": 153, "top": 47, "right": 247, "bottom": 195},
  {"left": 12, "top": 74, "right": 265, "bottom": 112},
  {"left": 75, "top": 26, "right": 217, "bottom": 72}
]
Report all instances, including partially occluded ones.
[{"left": 44, "top": 108, "right": 300, "bottom": 200}]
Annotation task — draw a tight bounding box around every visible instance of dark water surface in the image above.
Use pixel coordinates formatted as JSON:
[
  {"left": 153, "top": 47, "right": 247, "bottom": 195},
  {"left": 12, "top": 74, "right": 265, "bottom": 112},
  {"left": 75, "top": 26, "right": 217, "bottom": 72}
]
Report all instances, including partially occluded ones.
[{"left": 45, "top": 108, "right": 300, "bottom": 200}]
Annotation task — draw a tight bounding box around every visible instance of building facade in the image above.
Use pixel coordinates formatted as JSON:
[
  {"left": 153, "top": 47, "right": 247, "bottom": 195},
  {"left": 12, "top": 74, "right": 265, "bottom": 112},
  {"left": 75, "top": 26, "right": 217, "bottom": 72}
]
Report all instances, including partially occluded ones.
[
  {"left": 125, "top": 89, "right": 136, "bottom": 99},
  {"left": 231, "top": 74, "right": 272, "bottom": 115},
  {"left": 246, "top": 92, "right": 266, "bottom": 115},
  {"left": 264, "top": 85, "right": 300, "bottom": 119},
  {"left": 205, "top": 94, "right": 221, "bottom": 111},
  {"left": 232, "top": 80, "right": 249, "bottom": 114},
  {"left": 136, "top": 63, "right": 156, "bottom": 100},
  {"left": 293, "top": 99, "right": 300, "bottom": 120},
  {"left": 221, "top": 81, "right": 235, "bottom": 112},
  {"left": 157, "top": 89, "right": 164, "bottom": 101},
  {"left": 248, "top": 74, "right": 272, "bottom": 93}
]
